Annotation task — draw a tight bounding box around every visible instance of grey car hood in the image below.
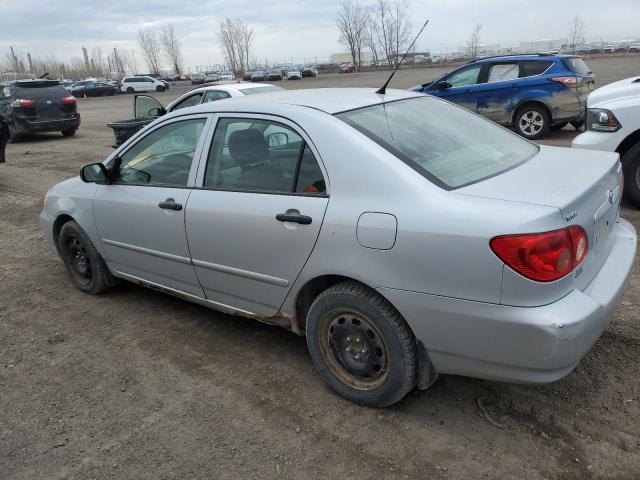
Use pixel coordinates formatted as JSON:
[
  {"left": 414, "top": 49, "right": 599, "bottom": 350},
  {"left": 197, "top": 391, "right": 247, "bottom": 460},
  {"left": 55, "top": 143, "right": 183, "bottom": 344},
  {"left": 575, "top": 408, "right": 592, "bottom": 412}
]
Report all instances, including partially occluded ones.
[{"left": 456, "top": 145, "right": 619, "bottom": 212}]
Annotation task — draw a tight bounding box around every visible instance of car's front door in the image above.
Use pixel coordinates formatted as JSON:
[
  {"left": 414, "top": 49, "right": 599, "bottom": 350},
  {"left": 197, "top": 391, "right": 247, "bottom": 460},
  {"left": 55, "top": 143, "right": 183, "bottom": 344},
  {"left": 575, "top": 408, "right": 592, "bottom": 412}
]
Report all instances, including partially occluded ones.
[
  {"left": 185, "top": 115, "right": 329, "bottom": 317},
  {"left": 427, "top": 64, "right": 482, "bottom": 111},
  {"left": 93, "top": 115, "right": 211, "bottom": 296},
  {"left": 475, "top": 62, "right": 520, "bottom": 124}
]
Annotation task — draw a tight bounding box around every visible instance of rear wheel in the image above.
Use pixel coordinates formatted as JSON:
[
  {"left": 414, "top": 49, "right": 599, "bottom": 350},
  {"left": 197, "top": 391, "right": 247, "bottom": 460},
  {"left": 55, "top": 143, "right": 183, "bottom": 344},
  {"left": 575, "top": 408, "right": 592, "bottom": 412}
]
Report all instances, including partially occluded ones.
[
  {"left": 515, "top": 105, "right": 550, "bottom": 140},
  {"left": 306, "top": 281, "right": 417, "bottom": 407},
  {"left": 126, "top": 87, "right": 134, "bottom": 94},
  {"left": 61, "top": 128, "right": 76, "bottom": 137},
  {"left": 58, "top": 220, "right": 116, "bottom": 294},
  {"left": 622, "top": 143, "right": 640, "bottom": 209}
]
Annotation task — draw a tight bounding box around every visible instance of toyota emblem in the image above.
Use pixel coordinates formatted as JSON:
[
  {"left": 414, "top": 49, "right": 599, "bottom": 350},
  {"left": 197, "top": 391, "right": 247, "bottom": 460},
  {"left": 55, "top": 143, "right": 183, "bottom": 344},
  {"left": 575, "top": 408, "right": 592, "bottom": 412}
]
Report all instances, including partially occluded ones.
[{"left": 607, "top": 189, "right": 614, "bottom": 205}]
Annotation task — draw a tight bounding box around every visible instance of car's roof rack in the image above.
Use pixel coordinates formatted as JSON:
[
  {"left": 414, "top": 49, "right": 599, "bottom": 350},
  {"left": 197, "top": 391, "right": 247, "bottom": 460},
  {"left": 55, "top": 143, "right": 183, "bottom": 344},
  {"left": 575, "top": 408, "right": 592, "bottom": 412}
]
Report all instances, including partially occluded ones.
[{"left": 464, "top": 53, "right": 560, "bottom": 64}]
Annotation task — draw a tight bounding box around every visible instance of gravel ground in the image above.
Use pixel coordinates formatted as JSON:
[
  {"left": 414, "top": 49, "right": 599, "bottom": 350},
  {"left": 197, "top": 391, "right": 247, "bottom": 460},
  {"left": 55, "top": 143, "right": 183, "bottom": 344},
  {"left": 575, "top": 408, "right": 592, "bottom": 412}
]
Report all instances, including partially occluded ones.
[{"left": 1, "top": 56, "right": 639, "bottom": 480}]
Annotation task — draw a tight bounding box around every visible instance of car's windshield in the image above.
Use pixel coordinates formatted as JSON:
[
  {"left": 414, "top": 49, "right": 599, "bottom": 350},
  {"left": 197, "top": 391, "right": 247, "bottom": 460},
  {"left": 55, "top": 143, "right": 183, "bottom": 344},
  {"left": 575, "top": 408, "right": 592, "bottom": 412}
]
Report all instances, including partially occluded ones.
[
  {"left": 238, "top": 85, "right": 283, "bottom": 95},
  {"left": 336, "top": 96, "right": 538, "bottom": 189}
]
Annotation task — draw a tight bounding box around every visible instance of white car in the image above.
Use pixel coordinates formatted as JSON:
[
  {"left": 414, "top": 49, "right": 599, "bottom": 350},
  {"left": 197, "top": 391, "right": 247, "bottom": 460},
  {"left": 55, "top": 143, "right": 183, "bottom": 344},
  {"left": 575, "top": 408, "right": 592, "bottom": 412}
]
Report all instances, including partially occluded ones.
[
  {"left": 121, "top": 76, "right": 167, "bottom": 94},
  {"left": 217, "top": 71, "right": 236, "bottom": 81},
  {"left": 133, "top": 82, "right": 284, "bottom": 119},
  {"left": 572, "top": 76, "right": 640, "bottom": 207},
  {"left": 287, "top": 70, "right": 302, "bottom": 80}
]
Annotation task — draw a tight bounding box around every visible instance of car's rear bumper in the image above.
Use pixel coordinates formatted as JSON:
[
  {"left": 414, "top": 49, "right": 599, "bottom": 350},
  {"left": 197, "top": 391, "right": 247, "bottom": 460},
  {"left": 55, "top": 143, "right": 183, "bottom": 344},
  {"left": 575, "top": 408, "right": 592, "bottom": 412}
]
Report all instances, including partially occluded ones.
[
  {"left": 379, "top": 218, "right": 636, "bottom": 384},
  {"left": 12, "top": 114, "right": 80, "bottom": 135}
]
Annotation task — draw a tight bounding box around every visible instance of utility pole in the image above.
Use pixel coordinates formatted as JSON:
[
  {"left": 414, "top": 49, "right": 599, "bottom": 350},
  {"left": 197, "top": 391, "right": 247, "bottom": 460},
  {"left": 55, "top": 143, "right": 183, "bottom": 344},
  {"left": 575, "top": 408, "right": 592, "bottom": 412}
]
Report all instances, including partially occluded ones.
[
  {"left": 27, "top": 53, "right": 33, "bottom": 72},
  {"left": 82, "top": 47, "right": 90, "bottom": 70}
]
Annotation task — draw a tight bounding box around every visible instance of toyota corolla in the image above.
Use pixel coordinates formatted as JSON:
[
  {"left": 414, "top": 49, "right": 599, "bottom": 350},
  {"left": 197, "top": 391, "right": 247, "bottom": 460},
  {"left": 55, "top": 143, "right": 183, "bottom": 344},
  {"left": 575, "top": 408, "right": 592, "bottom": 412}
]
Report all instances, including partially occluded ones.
[{"left": 40, "top": 88, "right": 636, "bottom": 407}]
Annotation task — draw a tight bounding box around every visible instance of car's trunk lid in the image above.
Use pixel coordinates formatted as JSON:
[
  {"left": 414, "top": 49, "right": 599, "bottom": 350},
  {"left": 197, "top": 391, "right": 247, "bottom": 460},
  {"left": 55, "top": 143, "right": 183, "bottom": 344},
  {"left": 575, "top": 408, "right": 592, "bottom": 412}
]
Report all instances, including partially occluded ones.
[
  {"left": 457, "top": 145, "right": 622, "bottom": 289},
  {"left": 15, "top": 83, "right": 75, "bottom": 121}
]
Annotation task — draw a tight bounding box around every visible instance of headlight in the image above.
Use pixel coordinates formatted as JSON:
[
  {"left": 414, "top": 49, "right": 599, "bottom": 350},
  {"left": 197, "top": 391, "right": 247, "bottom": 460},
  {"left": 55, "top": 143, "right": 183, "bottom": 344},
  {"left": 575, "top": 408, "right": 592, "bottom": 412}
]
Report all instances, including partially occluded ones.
[{"left": 587, "top": 108, "right": 621, "bottom": 132}]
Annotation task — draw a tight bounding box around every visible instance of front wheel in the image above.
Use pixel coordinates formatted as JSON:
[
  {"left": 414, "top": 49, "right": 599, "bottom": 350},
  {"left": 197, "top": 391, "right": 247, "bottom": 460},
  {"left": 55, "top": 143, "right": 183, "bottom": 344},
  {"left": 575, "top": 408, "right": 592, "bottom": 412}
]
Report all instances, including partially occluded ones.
[
  {"left": 306, "top": 282, "right": 417, "bottom": 407},
  {"left": 58, "top": 220, "right": 116, "bottom": 294},
  {"left": 61, "top": 128, "right": 76, "bottom": 137},
  {"left": 514, "top": 105, "right": 550, "bottom": 140},
  {"left": 126, "top": 87, "right": 134, "bottom": 94},
  {"left": 156, "top": 85, "right": 165, "bottom": 92},
  {"left": 622, "top": 143, "right": 640, "bottom": 209}
]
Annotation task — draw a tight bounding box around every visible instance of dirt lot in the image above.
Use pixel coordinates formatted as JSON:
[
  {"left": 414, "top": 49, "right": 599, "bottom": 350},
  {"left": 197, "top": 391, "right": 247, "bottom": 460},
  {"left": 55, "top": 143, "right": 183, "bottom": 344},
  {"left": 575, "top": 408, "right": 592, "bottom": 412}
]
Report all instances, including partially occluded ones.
[{"left": 1, "top": 56, "right": 639, "bottom": 480}]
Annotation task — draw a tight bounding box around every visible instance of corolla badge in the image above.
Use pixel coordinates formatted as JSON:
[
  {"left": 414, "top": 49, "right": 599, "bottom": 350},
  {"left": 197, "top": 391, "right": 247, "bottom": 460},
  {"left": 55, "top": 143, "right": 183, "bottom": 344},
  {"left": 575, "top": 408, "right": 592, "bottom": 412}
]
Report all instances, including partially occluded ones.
[{"left": 607, "top": 189, "right": 615, "bottom": 205}]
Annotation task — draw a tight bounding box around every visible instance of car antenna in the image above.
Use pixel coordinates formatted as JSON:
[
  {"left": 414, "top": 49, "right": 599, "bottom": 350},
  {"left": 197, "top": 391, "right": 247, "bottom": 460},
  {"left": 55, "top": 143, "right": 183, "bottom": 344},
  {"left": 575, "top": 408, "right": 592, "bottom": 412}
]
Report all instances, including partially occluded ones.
[{"left": 376, "top": 19, "right": 429, "bottom": 95}]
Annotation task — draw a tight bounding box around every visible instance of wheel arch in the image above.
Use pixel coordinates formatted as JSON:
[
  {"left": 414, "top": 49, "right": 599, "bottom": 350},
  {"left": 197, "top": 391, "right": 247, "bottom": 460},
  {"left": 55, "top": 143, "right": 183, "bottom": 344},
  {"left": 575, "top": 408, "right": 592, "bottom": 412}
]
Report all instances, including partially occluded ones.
[
  {"left": 52, "top": 213, "right": 76, "bottom": 255},
  {"left": 616, "top": 128, "right": 640, "bottom": 160},
  {"left": 510, "top": 99, "right": 552, "bottom": 125}
]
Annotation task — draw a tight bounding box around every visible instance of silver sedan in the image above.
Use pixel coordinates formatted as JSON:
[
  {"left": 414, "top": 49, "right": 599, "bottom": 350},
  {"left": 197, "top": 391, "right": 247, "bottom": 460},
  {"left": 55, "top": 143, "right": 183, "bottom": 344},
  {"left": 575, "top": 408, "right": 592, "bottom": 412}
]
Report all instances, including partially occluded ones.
[{"left": 40, "top": 89, "right": 636, "bottom": 407}]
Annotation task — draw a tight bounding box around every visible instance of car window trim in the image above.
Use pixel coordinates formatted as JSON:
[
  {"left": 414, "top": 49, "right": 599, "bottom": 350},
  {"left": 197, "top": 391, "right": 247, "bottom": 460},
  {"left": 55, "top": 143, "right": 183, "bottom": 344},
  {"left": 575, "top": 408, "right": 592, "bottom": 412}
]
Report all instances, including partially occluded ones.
[
  {"left": 193, "top": 112, "right": 330, "bottom": 197},
  {"left": 106, "top": 114, "right": 214, "bottom": 188}
]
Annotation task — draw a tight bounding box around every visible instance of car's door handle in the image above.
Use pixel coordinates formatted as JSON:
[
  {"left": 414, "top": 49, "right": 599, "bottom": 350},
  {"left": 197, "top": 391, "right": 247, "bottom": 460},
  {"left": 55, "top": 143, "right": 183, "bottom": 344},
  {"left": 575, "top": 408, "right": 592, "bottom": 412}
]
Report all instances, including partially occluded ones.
[
  {"left": 276, "top": 211, "right": 312, "bottom": 225},
  {"left": 158, "top": 199, "right": 182, "bottom": 211}
]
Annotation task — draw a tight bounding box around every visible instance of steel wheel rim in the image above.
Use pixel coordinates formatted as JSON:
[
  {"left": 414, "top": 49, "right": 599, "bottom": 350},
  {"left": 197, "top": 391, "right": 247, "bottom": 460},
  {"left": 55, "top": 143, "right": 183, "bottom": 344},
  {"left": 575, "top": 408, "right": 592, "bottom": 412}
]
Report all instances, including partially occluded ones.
[
  {"left": 519, "top": 111, "right": 544, "bottom": 136},
  {"left": 64, "top": 235, "right": 92, "bottom": 286},
  {"left": 319, "top": 309, "right": 390, "bottom": 390}
]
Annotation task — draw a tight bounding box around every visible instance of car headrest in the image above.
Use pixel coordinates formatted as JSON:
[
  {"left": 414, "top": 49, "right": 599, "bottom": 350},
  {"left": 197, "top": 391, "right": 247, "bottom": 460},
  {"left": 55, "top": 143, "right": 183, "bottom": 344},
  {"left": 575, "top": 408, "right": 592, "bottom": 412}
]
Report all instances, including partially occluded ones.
[{"left": 229, "top": 129, "right": 268, "bottom": 166}]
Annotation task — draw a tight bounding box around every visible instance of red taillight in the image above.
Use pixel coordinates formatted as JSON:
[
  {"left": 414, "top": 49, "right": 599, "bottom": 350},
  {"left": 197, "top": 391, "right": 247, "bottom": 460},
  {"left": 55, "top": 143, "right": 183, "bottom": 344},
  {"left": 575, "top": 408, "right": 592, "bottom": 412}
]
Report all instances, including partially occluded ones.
[
  {"left": 10, "top": 98, "right": 35, "bottom": 108},
  {"left": 490, "top": 226, "right": 588, "bottom": 282},
  {"left": 62, "top": 95, "right": 76, "bottom": 105},
  {"left": 551, "top": 76, "right": 583, "bottom": 88}
]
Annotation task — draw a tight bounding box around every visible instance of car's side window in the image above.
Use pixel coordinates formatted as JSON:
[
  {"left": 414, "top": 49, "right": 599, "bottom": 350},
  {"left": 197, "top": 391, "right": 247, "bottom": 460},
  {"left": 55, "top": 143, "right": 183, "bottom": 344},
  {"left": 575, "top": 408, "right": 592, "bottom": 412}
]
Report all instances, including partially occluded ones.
[
  {"left": 445, "top": 65, "right": 482, "bottom": 87},
  {"left": 171, "top": 93, "right": 204, "bottom": 111},
  {"left": 113, "top": 118, "right": 206, "bottom": 187},
  {"left": 204, "top": 118, "right": 325, "bottom": 195},
  {"left": 520, "top": 61, "right": 553, "bottom": 78},
  {"left": 203, "top": 91, "right": 230, "bottom": 103},
  {"left": 487, "top": 63, "right": 519, "bottom": 83}
]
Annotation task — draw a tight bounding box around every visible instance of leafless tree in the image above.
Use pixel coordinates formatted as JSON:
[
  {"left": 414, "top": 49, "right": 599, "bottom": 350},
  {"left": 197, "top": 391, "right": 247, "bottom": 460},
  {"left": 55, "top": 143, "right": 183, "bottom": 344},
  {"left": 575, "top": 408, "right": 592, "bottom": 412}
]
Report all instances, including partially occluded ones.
[
  {"left": 370, "top": 0, "right": 412, "bottom": 68},
  {"left": 568, "top": 15, "right": 584, "bottom": 54},
  {"left": 336, "top": 0, "right": 368, "bottom": 70},
  {"left": 161, "top": 24, "right": 183, "bottom": 75},
  {"left": 137, "top": 28, "right": 162, "bottom": 74},
  {"left": 467, "top": 23, "right": 482, "bottom": 58},
  {"left": 363, "top": 17, "right": 380, "bottom": 66},
  {"left": 218, "top": 18, "right": 254, "bottom": 74}
]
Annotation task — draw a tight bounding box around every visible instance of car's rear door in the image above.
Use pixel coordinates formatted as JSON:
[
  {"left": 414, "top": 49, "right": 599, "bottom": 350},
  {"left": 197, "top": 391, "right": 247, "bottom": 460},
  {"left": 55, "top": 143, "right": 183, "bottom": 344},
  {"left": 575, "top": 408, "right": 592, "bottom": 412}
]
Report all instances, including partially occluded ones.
[
  {"left": 93, "top": 114, "right": 212, "bottom": 296},
  {"left": 185, "top": 114, "right": 329, "bottom": 317},
  {"left": 475, "top": 61, "right": 520, "bottom": 124}
]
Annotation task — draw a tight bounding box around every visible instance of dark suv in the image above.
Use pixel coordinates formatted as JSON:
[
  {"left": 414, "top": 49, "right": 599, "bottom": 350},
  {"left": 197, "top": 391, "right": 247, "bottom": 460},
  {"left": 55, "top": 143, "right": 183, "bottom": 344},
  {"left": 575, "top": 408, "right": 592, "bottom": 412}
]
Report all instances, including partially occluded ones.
[
  {"left": 0, "top": 79, "right": 81, "bottom": 141},
  {"left": 410, "top": 54, "right": 595, "bottom": 139}
]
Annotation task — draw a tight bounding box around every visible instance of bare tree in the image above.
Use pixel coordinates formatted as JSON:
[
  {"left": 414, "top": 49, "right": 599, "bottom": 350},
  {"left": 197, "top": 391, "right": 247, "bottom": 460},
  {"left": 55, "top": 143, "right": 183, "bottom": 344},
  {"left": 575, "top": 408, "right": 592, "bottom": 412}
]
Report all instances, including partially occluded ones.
[
  {"left": 568, "top": 15, "right": 584, "bottom": 54},
  {"left": 218, "top": 18, "right": 254, "bottom": 74},
  {"left": 161, "top": 24, "right": 183, "bottom": 74},
  {"left": 370, "top": 0, "right": 412, "bottom": 68},
  {"left": 363, "top": 17, "right": 380, "bottom": 66},
  {"left": 467, "top": 23, "right": 482, "bottom": 58},
  {"left": 137, "top": 28, "right": 162, "bottom": 74},
  {"left": 336, "top": 0, "right": 368, "bottom": 70}
]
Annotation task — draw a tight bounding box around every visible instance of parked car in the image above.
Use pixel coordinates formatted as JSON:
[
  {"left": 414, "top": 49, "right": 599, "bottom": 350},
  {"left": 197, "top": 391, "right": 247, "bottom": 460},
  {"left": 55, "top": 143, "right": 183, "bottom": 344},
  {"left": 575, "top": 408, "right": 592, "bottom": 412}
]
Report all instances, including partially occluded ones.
[
  {"left": 251, "top": 71, "right": 267, "bottom": 82},
  {"left": 266, "top": 69, "right": 283, "bottom": 81},
  {"left": 204, "top": 73, "right": 220, "bottom": 82},
  {"left": 191, "top": 74, "right": 205, "bottom": 85},
  {"left": 302, "top": 66, "right": 319, "bottom": 78},
  {"left": 410, "top": 54, "right": 595, "bottom": 140},
  {"left": 338, "top": 64, "right": 357, "bottom": 73},
  {"left": 61, "top": 79, "right": 75, "bottom": 90},
  {"left": 286, "top": 69, "right": 302, "bottom": 80},
  {"left": 217, "top": 71, "right": 235, "bottom": 81},
  {"left": 41, "top": 88, "right": 635, "bottom": 407},
  {"left": 121, "top": 76, "right": 167, "bottom": 94},
  {"left": 572, "top": 76, "right": 640, "bottom": 208},
  {"left": 69, "top": 81, "right": 117, "bottom": 97},
  {"left": 0, "top": 79, "right": 80, "bottom": 141},
  {"left": 242, "top": 71, "right": 254, "bottom": 81}
]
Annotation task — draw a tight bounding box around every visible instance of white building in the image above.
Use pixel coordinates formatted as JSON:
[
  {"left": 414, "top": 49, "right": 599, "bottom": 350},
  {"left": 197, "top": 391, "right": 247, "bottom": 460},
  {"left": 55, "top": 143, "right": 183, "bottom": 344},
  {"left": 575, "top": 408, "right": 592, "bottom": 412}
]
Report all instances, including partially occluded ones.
[{"left": 519, "top": 39, "right": 567, "bottom": 53}]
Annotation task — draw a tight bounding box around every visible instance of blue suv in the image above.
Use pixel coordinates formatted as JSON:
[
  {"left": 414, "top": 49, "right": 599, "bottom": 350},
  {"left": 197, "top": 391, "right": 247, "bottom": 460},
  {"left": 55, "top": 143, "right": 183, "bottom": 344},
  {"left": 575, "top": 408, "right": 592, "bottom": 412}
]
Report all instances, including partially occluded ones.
[{"left": 410, "top": 54, "right": 595, "bottom": 139}]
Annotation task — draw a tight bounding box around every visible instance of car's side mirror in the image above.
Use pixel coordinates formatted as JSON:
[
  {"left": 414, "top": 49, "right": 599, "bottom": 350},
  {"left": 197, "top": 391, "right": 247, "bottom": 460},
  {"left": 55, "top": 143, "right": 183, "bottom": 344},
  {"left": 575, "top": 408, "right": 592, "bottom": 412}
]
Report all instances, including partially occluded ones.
[
  {"left": 433, "top": 81, "right": 452, "bottom": 91},
  {"left": 267, "top": 132, "right": 289, "bottom": 147},
  {"left": 80, "top": 163, "right": 109, "bottom": 183}
]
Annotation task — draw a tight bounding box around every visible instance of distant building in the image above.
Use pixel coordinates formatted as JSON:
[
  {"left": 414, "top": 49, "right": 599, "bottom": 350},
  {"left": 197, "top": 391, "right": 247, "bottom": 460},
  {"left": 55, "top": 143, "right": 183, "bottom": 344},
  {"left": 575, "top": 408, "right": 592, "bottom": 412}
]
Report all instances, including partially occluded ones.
[
  {"left": 459, "top": 44, "right": 501, "bottom": 57},
  {"left": 519, "top": 39, "right": 567, "bottom": 53},
  {"left": 330, "top": 52, "right": 373, "bottom": 64}
]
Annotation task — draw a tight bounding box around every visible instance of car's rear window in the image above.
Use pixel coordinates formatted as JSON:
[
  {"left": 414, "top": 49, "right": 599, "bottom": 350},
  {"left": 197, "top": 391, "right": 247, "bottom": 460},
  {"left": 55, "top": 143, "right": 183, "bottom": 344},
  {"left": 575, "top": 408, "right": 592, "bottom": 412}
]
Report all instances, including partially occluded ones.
[
  {"left": 520, "top": 60, "right": 553, "bottom": 77},
  {"left": 15, "top": 83, "right": 68, "bottom": 98},
  {"left": 562, "top": 57, "right": 591, "bottom": 75},
  {"left": 336, "top": 96, "right": 538, "bottom": 190},
  {"left": 238, "top": 86, "right": 283, "bottom": 95}
]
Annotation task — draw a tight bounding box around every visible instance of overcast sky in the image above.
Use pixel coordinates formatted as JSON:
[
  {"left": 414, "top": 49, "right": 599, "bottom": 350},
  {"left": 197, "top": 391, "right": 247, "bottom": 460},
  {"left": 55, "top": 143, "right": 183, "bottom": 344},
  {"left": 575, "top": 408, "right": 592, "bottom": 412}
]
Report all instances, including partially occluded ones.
[{"left": 3, "top": 0, "right": 639, "bottom": 70}]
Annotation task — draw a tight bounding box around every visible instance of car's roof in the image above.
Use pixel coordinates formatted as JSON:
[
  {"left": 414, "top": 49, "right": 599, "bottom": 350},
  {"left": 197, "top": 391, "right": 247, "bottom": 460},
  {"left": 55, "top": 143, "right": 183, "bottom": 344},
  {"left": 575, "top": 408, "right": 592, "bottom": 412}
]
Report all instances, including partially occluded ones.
[
  {"left": 181, "top": 88, "right": 420, "bottom": 115},
  {"left": 470, "top": 53, "right": 575, "bottom": 64},
  {"left": 191, "top": 82, "right": 278, "bottom": 93}
]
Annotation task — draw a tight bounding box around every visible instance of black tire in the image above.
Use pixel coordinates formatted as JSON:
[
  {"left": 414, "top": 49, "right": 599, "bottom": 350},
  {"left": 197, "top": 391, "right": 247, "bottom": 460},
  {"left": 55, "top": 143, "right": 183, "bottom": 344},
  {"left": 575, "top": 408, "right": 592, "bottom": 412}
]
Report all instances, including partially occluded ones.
[
  {"left": 8, "top": 134, "right": 22, "bottom": 143},
  {"left": 622, "top": 143, "right": 640, "bottom": 209},
  {"left": 550, "top": 121, "right": 568, "bottom": 131},
  {"left": 58, "top": 220, "right": 116, "bottom": 294},
  {"left": 514, "top": 104, "right": 550, "bottom": 140},
  {"left": 126, "top": 87, "right": 134, "bottom": 94},
  {"left": 156, "top": 85, "right": 165, "bottom": 92},
  {"left": 306, "top": 281, "right": 417, "bottom": 407},
  {"left": 61, "top": 128, "right": 76, "bottom": 137}
]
